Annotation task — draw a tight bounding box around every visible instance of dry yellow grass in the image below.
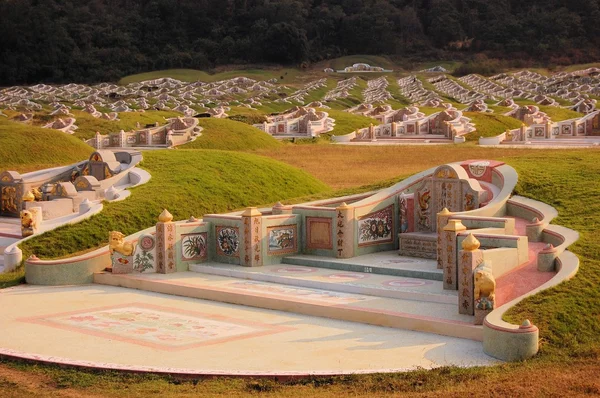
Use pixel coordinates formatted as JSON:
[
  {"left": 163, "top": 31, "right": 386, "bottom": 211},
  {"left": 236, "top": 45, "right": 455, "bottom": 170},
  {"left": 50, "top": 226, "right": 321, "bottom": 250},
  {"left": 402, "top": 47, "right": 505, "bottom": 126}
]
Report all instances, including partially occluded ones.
[{"left": 258, "top": 144, "right": 542, "bottom": 189}]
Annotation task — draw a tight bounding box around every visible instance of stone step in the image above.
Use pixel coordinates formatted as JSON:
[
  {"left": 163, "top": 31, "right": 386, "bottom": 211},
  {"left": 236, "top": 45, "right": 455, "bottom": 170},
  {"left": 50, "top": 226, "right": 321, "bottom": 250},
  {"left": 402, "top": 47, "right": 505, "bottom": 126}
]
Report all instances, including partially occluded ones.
[
  {"left": 93, "top": 271, "right": 481, "bottom": 341},
  {"left": 189, "top": 263, "right": 455, "bottom": 304},
  {"left": 281, "top": 254, "right": 443, "bottom": 281}
]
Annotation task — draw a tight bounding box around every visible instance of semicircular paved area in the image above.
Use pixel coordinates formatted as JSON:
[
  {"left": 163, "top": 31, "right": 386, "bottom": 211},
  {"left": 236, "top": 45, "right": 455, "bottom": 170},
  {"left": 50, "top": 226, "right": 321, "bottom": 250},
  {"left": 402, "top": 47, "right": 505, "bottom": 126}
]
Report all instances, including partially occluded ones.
[{"left": 0, "top": 284, "right": 497, "bottom": 376}]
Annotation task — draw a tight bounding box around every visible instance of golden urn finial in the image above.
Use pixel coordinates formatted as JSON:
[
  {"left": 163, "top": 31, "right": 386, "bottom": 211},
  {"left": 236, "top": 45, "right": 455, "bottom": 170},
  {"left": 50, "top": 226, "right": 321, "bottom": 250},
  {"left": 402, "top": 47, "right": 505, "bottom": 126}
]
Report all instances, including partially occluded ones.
[
  {"left": 462, "top": 233, "right": 480, "bottom": 251},
  {"left": 158, "top": 209, "right": 173, "bottom": 223}
]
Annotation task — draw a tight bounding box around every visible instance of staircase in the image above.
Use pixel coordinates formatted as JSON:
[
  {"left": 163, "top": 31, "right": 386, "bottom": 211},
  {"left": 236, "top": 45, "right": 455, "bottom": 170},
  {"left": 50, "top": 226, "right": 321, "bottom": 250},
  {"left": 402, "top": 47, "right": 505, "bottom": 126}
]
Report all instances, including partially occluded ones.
[{"left": 94, "top": 251, "right": 482, "bottom": 341}]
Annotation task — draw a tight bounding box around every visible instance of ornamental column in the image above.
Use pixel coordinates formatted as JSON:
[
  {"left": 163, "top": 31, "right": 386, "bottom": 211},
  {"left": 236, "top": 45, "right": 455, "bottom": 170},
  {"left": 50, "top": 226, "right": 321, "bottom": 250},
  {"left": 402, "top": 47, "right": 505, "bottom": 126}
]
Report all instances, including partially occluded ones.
[
  {"left": 442, "top": 219, "right": 467, "bottom": 290},
  {"left": 156, "top": 209, "right": 176, "bottom": 274},
  {"left": 336, "top": 202, "right": 355, "bottom": 258},
  {"left": 458, "top": 234, "right": 482, "bottom": 315},
  {"left": 242, "top": 207, "right": 263, "bottom": 267}
]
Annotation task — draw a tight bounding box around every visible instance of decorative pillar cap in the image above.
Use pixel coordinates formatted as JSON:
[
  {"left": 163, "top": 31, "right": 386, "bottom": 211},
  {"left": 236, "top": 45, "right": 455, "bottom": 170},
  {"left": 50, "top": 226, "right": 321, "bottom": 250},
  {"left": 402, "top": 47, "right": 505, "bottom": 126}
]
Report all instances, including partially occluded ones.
[
  {"left": 337, "top": 202, "right": 351, "bottom": 210},
  {"left": 519, "top": 319, "right": 534, "bottom": 329},
  {"left": 273, "top": 201, "right": 284, "bottom": 208},
  {"left": 443, "top": 219, "right": 467, "bottom": 232},
  {"left": 23, "top": 190, "right": 35, "bottom": 202},
  {"left": 187, "top": 216, "right": 198, "bottom": 222},
  {"left": 438, "top": 207, "right": 451, "bottom": 216},
  {"left": 461, "top": 233, "right": 480, "bottom": 251},
  {"left": 27, "top": 254, "right": 40, "bottom": 262},
  {"left": 158, "top": 209, "right": 173, "bottom": 223},
  {"left": 242, "top": 207, "right": 262, "bottom": 217},
  {"left": 7, "top": 246, "right": 22, "bottom": 254}
]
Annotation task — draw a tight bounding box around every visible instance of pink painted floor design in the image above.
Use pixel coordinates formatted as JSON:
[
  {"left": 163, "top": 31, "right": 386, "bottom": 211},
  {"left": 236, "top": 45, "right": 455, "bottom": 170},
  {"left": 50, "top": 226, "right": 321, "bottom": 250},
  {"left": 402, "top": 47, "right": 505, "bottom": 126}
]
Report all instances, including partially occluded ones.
[
  {"left": 494, "top": 217, "right": 557, "bottom": 306},
  {"left": 18, "top": 302, "right": 292, "bottom": 351}
]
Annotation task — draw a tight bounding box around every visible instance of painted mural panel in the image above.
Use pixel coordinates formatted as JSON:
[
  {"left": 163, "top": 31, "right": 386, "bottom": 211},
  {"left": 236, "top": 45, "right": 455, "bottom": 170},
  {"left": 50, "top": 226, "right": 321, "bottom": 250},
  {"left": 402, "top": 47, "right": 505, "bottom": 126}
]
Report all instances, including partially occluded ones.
[
  {"left": 534, "top": 127, "right": 544, "bottom": 137},
  {"left": 415, "top": 182, "right": 432, "bottom": 232},
  {"left": 216, "top": 226, "right": 240, "bottom": 257},
  {"left": 181, "top": 232, "right": 208, "bottom": 261},
  {"left": 358, "top": 205, "right": 394, "bottom": 247},
  {"left": 267, "top": 225, "right": 298, "bottom": 255}
]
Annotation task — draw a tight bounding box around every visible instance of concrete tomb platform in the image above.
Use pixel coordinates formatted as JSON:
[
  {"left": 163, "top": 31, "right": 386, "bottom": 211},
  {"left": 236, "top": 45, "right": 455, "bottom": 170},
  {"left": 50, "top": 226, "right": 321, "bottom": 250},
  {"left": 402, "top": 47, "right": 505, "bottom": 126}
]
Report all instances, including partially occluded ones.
[
  {"left": 0, "top": 284, "right": 498, "bottom": 376},
  {"left": 94, "top": 271, "right": 483, "bottom": 341}
]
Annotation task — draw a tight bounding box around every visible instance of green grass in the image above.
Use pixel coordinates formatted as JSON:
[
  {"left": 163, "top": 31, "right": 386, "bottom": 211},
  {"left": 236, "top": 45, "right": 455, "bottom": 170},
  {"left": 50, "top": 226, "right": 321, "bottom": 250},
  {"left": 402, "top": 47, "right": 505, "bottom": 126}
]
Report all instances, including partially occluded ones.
[
  {"left": 488, "top": 105, "right": 512, "bottom": 114},
  {"left": 418, "top": 106, "right": 442, "bottom": 116},
  {"left": 71, "top": 110, "right": 182, "bottom": 140},
  {"left": 0, "top": 267, "right": 25, "bottom": 288},
  {"left": 464, "top": 112, "right": 523, "bottom": 142},
  {"left": 19, "top": 150, "right": 329, "bottom": 260},
  {"left": 180, "top": 118, "right": 281, "bottom": 150},
  {"left": 119, "top": 68, "right": 301, "bottom": 85},
  {"left": 321, "top": 109, "right": 378, "bottom": 136},
  {"left": 0, "top": 118, "right": 93, "bottom": 173},
  {"left": 537, "top": 106, "right": 583, "bottom": 122}
]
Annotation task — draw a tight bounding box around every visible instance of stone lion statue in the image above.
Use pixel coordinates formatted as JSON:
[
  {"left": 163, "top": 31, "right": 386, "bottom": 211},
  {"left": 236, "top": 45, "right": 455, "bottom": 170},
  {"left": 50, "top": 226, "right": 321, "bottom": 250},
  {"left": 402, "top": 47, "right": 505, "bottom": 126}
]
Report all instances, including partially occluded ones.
[
  {"left": 109, "top": 231, "right": 135, "bottom": 256},
  {"left": 20, "top": 210, "right": 37, "bottom": 237},
  {"left": 474, "top": 267, "right": 496, "bottom": 303}
]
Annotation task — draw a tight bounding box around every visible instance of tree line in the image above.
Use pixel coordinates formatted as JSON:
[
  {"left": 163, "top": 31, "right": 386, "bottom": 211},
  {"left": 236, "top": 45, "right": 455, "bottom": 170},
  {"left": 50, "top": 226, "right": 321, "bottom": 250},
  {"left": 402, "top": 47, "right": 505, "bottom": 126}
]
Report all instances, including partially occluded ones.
[{"left": 1, "top": 0, "right": 599, "bottom": 84}]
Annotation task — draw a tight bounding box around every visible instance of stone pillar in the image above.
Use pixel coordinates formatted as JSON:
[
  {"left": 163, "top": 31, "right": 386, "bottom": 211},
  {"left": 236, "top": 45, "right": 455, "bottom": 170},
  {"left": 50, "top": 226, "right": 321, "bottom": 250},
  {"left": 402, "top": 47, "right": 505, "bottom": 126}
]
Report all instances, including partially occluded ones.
[
  {"left": 242, "top": 207, "right": 262, "bottom": 267},
  {"left": 526, "top": 217, "right": 544, "bottom": 242},
  {"left": 458, "top": 233, "right": 482, "bottom": 315},
  {"left": 537, "top": 243, "right": 557, "bottom": 272},
  {"left": 415, "top": 120, "right": 420, "bottom": 135},
  {"left": 146, "top": 130, "right": 152, "bottom": 145},
  {"left": 369, "top": 123, "right": 376, "bottom": 141},
  {"left": 119, "top": 129, "right": 127, "bottom": 148},
  {"left": 520, "top": 124, "right": 526, "bottom": 141},
  {"left": 3, "top": 246, "right": 22, "bottom": 273},
  {"left": 156, "top": 209, "right": 176, "bottom": 274},
  {"left": 336, "top": 202, "right": 355, "bottom": 258},
  {"left": 95, "top": 132, "right": 102, "bottom": 149},
  {"left": 572, "top": 120, "right": 577, "bottom": 136},
  {"left": 442, "top": 219, "right": 467, "bottom": 290},
  {"left": 436, "top": 208, "right": 452, "bottom": 269},
  {"left": 546, "top": 121, "right": 552, "bottom": 139},
  {"left": 391, "top": 121, "right": 397, "bottom": 137}
]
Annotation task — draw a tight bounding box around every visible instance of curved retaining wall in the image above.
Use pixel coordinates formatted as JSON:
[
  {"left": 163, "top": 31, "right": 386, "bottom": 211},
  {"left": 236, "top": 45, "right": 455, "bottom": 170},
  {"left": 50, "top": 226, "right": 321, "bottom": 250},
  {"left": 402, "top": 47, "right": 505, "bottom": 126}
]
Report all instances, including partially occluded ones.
[
  {"left": 25, "top": 226, "right": 154, "bottom": 285},
  {"left": 483, "top": 250, "right": 579, "bottom": 361}
]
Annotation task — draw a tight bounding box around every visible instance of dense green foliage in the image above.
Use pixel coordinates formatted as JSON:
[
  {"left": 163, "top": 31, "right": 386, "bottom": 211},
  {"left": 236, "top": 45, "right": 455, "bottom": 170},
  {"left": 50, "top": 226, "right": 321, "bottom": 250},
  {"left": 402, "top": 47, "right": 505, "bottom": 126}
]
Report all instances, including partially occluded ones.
[
  {"left": 2, "top": 0, "right": 600, "bottom": 84},
  {"left": 20, "top": 149, "right": 329, "bottom": 259},
  {"left": 0, "top": 118, "right": 93, "bottom": 172}
]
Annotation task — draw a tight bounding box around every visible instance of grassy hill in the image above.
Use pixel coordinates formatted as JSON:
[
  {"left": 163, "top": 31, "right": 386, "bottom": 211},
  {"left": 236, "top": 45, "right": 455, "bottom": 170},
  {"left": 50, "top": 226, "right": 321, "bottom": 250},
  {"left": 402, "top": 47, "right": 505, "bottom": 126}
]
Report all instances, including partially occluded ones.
[
  {"left": 322, "top": 109, "right": 379, "bottom": 136},
  {"left": 180, "top": 118, "right": 281, "bottom": 150},
  {"left": 20, "top": 149, "right": 329, "bottom": 259},
  {"left": 464, "top": 112, "right": 523, "bottom": 142},
  {"left": 119, "top": 68, "right": 301, "bottom": 85},
  {"left": 69, "top": 110, "right": 182, "bottom": 141},
  {"left": 0, "top": 118, "right": 93, "bottom": 173},
  {"left": 537, "top": 106, "right": 583, "bottom": 122}
]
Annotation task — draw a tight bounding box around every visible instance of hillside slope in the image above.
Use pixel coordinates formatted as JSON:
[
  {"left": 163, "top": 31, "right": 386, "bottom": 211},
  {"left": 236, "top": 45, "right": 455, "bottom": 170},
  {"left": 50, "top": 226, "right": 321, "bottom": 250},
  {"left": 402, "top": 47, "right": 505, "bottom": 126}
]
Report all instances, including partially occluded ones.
[
  {"left": 20, "top": 149, "right": 329, "bottom": 259},
  {"left": 0, "top": 118, "right": 93, "bottom": 172},
  {"left": 181, "top": 118, "right": 281, "bottom": 150}
]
